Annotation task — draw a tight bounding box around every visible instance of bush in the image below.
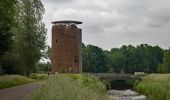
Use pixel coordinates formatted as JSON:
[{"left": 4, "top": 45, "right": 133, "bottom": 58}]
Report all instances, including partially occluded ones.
[
  {"left": 135, "top": 74, "right": 170, "bottom": 100},
  {"left": 31, "top": 74, "right": 108, "bottom": 100},
  {"left": 69, "top": 74, "right": 106, "bottom": 92},
  {"left": 0, "top": 75, "right": 35, "bottom": 89}
]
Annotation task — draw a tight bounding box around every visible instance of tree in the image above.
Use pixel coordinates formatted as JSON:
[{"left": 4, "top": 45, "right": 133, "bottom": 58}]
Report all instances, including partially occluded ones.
[
  {"left": 157, "top": 50, "right": 170, "bottom": 73},
  {"left": 82, "top": 45, "right": 107, "bottom": 73},
  {"left": 0, "top": 0, "right": 17, "bottom": 74},
  {"left": 44, "top": 45, "right": 51, "bottom": 62},
  {"left": 0, "top": 0, "right": 16, "bottom": 61},
  {"left": 82, "top": 44, "right": 164, "bottom": 74},
  {"left": 15, "top": 0, "right": 46, "bottom": 76},
  {"left": 109, "top": 51, "right": 126, "bottom": 73}
]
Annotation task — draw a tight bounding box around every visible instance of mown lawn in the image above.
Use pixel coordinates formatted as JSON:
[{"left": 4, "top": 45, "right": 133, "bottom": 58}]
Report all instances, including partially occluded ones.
[
  {"left": 135, "top": 74, "right": 170, "bottom": 100},
  {"left": 31, "top": 74, "right": 108, "bottom": 100},
  {"left": 0, "top": 75, "right": 35, "bottom": 89}
]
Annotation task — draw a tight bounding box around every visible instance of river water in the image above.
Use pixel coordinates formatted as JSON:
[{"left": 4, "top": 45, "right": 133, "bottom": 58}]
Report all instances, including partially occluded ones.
[{"left": 107, "top": 89, "right": 147, "bottom": 100}]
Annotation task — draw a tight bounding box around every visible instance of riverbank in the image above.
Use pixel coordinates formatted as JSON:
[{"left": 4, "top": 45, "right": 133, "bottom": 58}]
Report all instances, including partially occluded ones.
[
  {"left": 135, "top": 74, "right": 170, "bottom": 100},
  {"left": 106, "top": 74, "right": 170, "bottom": 100},
  {"left": 31, "top": 74, "right": 108, "bottom": 100},
  {"left": 105, "top": 80, "right": 146, "bottom": 100}
]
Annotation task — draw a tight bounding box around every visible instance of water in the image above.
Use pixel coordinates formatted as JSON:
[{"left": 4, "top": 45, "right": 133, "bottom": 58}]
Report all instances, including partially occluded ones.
[{"left": 107, "top": 89, "right": 146, "bottom": 100}]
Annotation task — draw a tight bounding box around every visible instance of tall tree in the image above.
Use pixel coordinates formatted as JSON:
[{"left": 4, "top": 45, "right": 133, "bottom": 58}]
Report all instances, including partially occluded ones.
[
  {"left": 0, "top": 0, "right": 16, "bottom": 74},
  {"left": 15, "top": 0, "right": 46, "bottom": 76},
  {"left": 83, "top": 45, "right": 107, "bottom": 73},
  {"left": 157, "top": 50, "right": 170, "bottom": 73},
  {"left": 109, "top": 51, "right": 126, "bottom": 73},
  {"left": 0, "top": 0, "right": 16, "bottom": 60}
]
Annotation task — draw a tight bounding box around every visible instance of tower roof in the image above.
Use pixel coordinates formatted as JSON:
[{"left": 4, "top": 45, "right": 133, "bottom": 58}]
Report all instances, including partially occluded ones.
[{"left": 51, "top": 20, "right": 82, "bottom": 24}]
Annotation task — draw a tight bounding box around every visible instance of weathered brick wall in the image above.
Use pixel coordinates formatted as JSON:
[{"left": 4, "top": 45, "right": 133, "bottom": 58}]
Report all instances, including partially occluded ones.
[{"left": 51, "top": 23, "right": 82, "bottom": 73}]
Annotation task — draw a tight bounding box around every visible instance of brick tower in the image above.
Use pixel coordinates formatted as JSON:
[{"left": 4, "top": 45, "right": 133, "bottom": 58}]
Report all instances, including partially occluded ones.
[{"left": 51, "top": 20, "right": 82, "bottom": 73}]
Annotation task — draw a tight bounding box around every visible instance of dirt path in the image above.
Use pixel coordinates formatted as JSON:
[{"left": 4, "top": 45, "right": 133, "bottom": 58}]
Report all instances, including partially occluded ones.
[{"left": 0, "top": 82, "right": 41, "bottom": 100}]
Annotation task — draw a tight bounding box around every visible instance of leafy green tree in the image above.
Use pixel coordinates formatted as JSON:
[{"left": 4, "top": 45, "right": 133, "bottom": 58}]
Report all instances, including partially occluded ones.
[
  {"left": 109, "top": 51, "right": 126, "bottom": 73},
  {"left": 0, "top": 0, "right": 16, "bottom": 60},
  {"left": 83, "top": 45, "right": 108, "bottom": 73},
  {"left": 119, "top": 45, "right": 136, "bottom": 73},
  {"left": 82, "top": 44, "right": 164, "bottom": 74},
  {"left": 15, "top": 0, "right": 46, "bottom": 76},
  {"left": 44, "top": 45, "right": 51, "bottom": 61},
  {"left": 0, "top": 0, "right": 17, "bottom": 74},
  {"left": 157, "top": 50, "right": 170, "bottom": 73},
  {"left": 35, "top": 62, "right": 50, "bottom": 73}
]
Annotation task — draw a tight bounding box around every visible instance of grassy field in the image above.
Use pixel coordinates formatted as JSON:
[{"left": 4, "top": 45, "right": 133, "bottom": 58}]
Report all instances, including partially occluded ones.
[
  {"left": 0, "top": 75, "right": 35, "bottom": 89},
  {"left": 31, "top": 74, "right": 108, "bottom": 100},
  {"left": 30, "top": 73, "right": 48, "bottom": 80},
  {"left": 135, "top": 74, "right": 170, "bottom": 100}
]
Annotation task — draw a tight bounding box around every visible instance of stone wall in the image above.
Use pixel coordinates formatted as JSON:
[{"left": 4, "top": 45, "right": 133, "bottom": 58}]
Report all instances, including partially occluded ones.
[{"left": 51, "top": 23, "right": 82, "bottom": 73}]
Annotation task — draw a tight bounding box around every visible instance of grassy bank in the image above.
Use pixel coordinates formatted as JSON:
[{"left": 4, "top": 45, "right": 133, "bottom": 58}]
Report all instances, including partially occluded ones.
[
  {"left": 32, "top": 74, "right": 108, "bottom": 100},
  {"left": 30, "top": 73, "right": 48, "bottom": 80},
  {"left": 135, "top": 74, "right": 170, "bottom": 100},
  {"left": 0, "top": 75, "right": 35, "bottom": 89}
]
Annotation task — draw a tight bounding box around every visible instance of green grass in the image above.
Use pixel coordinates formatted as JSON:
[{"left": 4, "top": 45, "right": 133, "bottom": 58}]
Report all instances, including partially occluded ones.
[
  {"left": 0, "top": 75, "right": 35, "bottom": 89},
  {"left": 135, "top": 74, "right": 170, "bottom": 100},
  {"left": 31, "top": 74, "right": 108, "bottom": 100},
  {"left": 30, "top": 73, "right": 48, "bottom": 80}
]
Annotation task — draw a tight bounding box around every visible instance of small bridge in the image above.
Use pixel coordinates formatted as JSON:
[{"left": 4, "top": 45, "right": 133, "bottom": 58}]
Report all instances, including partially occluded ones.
[{"left": 88, "top": 73, "right": 141, "bottom": 81}]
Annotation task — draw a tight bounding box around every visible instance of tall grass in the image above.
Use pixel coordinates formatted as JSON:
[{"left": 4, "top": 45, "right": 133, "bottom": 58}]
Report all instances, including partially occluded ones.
[
  {"left": 30, "top": 73, "right": 48, "bottom": 80},
  {"left": 135, "top": 74, "right": 170, "bottom": 100},
  {"left": 32, "top": 74, "right": 108, "bottom": 100},
  {"left": 0, "top": 75, "right": 35, "bottom": 89}
]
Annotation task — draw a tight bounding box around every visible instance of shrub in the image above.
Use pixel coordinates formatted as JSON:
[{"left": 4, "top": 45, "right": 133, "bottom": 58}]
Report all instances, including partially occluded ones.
[{"left": 135, "top": 74, "right": 170, "bottom": 100}]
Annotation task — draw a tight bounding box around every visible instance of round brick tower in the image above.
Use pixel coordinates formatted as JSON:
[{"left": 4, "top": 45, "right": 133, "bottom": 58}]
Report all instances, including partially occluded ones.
[{"left": 51, "top": 20, "right": 82, "bottom": 73}]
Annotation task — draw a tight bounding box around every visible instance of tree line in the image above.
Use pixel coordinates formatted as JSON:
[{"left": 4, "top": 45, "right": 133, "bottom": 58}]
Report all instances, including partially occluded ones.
[{"left": 83, "top": 44, "right": 170, "bottom": 73}]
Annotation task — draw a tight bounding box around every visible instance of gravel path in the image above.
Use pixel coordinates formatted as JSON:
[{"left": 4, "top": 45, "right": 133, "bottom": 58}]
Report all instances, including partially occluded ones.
[{"left": 0, "top": 82, "right": 41, "bottom": 100}]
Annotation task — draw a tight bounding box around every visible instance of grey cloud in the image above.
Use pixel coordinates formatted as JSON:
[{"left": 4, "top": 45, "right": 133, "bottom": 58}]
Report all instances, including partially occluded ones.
[
  {"left": 43, "top": 0, "right": 75, "bottom": 4},
  {"left": 42, "top": 0, "right": 170, "bottom": 50}
]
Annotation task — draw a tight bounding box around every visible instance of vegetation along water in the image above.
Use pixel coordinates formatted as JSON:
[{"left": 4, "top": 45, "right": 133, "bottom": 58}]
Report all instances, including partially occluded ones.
[{"left": 31, "top": 74, "right": 108, "bottom": 100}]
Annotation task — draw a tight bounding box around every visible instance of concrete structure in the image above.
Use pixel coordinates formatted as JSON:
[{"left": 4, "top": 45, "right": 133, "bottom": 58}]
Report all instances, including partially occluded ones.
[
  {"left": 89, "top": 73, "right": 141, "bottom": 81},
  {"left": 51, "top": 20, "right": 82, "bottom": 73}
]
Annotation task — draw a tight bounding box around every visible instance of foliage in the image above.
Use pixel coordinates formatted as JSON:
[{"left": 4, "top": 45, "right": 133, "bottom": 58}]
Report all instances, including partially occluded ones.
[
  {"left": 0, "top": 0, "right": 16, "bottom": 74},
  {"left": 0, "top": 75, "right": 35, "bottom": 89},
  {"left": 44, "top": 45, "right": 51, "bottom": 62},
  {"left": 82, "top": 44, "right": 108, "bottom": 73},
  {"left": 69, "top": 74, "right": 106, "bottom": 92},
  {"left": 0, "top": 0, "right": 16, "bottom": 58},
  {"left": 83, "top": 44, "right": 164, "bottom": 73},
  {"left": 0, "top": 52, "right": 18, "bottom": 75},
  {"left": 14, "top": 0, "right": 47, "bottom": 76},
  {"left": 35, "top": 62, "right": 50, "bottom": 73},
  {"left": 157, "top": 50, "right": 170, "bottom": 73},
  {"left": 135, "top": 74, "right": 170, "bottom": 100},
  {"left": 31, "top": 74, "right": 108, "bottom": 100},
  {"left": 107, "top": 51, "right": 126, "bottom": 73}
]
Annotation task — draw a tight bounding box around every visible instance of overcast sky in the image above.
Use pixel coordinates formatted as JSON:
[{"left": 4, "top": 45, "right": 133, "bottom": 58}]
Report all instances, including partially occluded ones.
[{"left": 42, "top": 0, "right": 170, "bottom": 50}]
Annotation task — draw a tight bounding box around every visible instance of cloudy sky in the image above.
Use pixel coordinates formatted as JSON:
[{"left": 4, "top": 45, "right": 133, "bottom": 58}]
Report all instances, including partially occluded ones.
[{"left": 42, "top": 0, "right": 170, "bottom": 50}]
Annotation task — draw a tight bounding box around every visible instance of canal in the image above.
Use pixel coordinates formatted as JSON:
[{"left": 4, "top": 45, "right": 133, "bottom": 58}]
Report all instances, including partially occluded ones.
[{"left": 106, "top": 80, "right": 147, "bottom": 100}]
